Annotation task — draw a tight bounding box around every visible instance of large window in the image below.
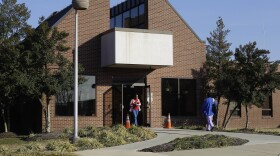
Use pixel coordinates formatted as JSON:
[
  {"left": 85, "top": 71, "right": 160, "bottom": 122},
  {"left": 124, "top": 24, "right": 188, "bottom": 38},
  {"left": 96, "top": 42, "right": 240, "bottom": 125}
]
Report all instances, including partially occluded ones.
[
  {"left": 162, "top": 78, "right": 197, "bottom": 116},
  {"left": 110, "top": 1, "right": 146, "bottom": 29},
  {"left": 55, "top": 75, "right": 96, "bottom": 116},
  {"left": 262, "top": 95, "right": 272, "bottom": 116}
]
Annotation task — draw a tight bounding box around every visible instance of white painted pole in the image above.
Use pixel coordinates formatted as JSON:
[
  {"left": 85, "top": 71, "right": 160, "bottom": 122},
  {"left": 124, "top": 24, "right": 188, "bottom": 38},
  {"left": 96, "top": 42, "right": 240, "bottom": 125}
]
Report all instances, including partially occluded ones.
[{"left": 73, "top": 9, "right": 79, "bottom": 142}]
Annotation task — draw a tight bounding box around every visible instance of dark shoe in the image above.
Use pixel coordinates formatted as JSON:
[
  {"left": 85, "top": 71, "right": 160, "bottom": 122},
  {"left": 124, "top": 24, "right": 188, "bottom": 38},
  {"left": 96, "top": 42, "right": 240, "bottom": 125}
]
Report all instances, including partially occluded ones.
[{"left": 211, "top": 127, "right": 215, "bottom": 131}]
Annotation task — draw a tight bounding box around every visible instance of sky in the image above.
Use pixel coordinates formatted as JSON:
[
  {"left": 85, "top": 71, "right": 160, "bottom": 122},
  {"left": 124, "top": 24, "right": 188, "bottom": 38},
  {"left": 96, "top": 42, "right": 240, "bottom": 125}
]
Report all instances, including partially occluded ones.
[{"left": 16, "top": 0, "right": 280, "bottom": 61}]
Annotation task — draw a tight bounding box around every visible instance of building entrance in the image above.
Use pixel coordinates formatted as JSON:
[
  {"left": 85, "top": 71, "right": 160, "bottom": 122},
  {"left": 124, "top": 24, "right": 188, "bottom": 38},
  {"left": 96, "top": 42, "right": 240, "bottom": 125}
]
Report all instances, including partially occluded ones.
[{"left": 112, "top": 77, "right": 151, "bottom": 126}]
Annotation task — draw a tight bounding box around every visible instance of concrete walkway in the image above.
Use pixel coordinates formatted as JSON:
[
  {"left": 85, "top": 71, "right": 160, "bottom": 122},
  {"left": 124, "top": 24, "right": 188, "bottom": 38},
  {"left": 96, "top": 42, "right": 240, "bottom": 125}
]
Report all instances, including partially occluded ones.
[{"left": 75, "top": 128, "right": 280, "bottom": 156}]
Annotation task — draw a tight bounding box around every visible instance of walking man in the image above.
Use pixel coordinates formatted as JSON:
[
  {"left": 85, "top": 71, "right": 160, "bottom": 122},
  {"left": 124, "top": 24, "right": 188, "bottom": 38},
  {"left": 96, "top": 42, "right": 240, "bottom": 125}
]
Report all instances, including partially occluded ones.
[{"left": 202, "top": 93, "right": 217, "bottom": 131}]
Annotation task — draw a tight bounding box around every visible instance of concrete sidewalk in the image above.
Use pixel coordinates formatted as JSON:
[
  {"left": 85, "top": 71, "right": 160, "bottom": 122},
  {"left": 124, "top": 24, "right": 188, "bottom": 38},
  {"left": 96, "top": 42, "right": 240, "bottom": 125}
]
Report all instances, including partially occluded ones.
[{"left": 75, "top": 128, "right": 280, "bottom": 156}]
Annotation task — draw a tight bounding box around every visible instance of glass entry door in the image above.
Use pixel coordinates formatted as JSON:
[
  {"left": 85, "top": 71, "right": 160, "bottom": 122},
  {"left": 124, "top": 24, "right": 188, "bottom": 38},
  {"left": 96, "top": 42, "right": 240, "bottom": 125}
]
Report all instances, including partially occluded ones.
[{"left": 112, "top": 84, "right": 148, "bottom": 126}]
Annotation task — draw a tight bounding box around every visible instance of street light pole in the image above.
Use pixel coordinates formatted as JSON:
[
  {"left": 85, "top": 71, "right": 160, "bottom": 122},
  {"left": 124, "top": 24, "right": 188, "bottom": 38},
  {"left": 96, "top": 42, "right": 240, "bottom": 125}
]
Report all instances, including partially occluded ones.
[
  {"left": 73, "top": 9, "right": 79, "bottom": 142},
  {"left": 72, "top": 0, "right": 89, "bottom": 143}
]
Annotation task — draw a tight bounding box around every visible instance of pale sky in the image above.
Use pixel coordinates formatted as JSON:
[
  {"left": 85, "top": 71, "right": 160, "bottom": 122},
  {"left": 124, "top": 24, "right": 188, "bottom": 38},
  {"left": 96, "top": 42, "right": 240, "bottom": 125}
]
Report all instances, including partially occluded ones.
[{"left": 16, "top": 0, "right": 280, "bottom": 61}]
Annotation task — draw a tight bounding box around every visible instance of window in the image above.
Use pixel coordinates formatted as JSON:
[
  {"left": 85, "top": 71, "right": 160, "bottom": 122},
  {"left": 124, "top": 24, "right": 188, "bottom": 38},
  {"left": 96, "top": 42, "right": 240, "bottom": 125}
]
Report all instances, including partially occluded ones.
[
  {"left": 130, "top": 6, "right": 139, "bottom": 27},
  {"left": 229, "top": 101, "right": 241, "bottom": 117},
  {"left": 110, "top": 18, "right": 115, "bottom": 28},
  {"left": 110, "top": 1, "right": 146, "bottom": 29},
  {"left": 55, "top": 75, "right": 96, "bottom": 116},
  {"left": 122, "top": 11, "right": 130, "bottom": 28},
  {"left": 115, "top": 14, "right": 122, "bottom": 27},
  {"left": 162, "top": 78, "right": 197, "bottom": 116},
  {"left": 262, "top": 95, "right": 272, "bottom": 116},
  {"left": 138, "top": 4, "right": 145, "bottom": 24}
]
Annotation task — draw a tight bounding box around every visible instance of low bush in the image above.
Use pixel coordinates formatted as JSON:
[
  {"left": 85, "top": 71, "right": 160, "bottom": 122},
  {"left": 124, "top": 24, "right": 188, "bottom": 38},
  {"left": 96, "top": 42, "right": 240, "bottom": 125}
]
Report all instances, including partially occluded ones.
[
  {"left": 16, "top": 143, "right": 45, "bottom": 152},
  {"left": 128, "top": 125, "right": 156, "bottom": 140},
  {"left": 0, "top": 145, "right": 8, "bottom": 155},
  {"left": 46, "top": 140, "right": 76, "bottom": 152},
  {"left": 98, "top": 130, "right": 127, "bottom": 147},
  {"left": 75, "top": 138, "right": 103, "bottom": 150}
]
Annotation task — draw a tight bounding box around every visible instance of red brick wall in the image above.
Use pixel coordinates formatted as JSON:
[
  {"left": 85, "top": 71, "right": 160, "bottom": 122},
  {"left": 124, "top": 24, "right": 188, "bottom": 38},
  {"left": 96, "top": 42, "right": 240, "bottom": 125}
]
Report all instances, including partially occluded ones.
[{"left": 146, "top": 0, "right": 206, "bottom": 127}]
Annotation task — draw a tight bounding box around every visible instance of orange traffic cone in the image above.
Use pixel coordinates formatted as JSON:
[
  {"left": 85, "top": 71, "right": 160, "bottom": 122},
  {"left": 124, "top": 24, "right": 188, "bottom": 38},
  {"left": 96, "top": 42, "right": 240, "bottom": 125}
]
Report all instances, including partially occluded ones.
[
  {"left": 165, "top": 113, "right": 172, "bottom": 128},
  {"left": 125, "top": 114, "right": 131, "bottom": 129}
]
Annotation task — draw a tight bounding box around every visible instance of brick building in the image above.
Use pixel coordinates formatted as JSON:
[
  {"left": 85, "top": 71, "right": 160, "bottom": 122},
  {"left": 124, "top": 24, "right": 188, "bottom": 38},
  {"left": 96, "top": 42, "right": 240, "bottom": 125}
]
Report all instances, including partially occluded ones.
[
  {"left": 12, "top": 0, "right": 279, "bottom": 133},
  {"left": 39, "top": 0, "right": 206, "bottom": 132}
]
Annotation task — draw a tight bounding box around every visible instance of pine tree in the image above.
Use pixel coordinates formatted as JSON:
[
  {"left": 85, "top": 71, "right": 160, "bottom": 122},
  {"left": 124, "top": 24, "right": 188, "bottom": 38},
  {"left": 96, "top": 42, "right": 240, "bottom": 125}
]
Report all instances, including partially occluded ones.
[{"left": 206, "top": 17, "right": 233, "bottom": 127}]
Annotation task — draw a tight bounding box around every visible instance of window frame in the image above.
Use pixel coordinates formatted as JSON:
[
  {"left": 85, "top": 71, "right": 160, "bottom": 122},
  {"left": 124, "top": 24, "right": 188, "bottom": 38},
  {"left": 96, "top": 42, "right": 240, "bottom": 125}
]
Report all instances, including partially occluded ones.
[
  {"left": 55, "top": 75, "right": 96, "bottom": 117},
  {"left": 262, "top": 95, "right": 273, "bottom": 117},
  {"left": 161, "top": 78, "right": 197, "bottom": 117}
]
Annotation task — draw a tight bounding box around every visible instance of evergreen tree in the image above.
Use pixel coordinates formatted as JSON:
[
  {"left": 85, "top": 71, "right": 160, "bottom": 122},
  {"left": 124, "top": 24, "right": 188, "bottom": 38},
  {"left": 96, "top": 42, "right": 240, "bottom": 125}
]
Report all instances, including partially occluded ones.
[
  {"left": 234, "top": 42, "right": 280, "bottom": 128},
  {"left": 21, "top": 18, "right": 72, "bottom": 133},
  {"left": 206, "top": 17, "right": 233, "bottom": 127},
  {"left": 0, "top": 0, "right": 31, "bottom": 132}
]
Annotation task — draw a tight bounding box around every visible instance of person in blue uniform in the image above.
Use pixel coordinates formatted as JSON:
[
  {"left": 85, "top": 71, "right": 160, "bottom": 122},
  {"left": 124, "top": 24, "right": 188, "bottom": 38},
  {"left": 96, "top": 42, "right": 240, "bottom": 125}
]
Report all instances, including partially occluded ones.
[{"left": 202, "top": 93, "right": 217, "bottom": 131}]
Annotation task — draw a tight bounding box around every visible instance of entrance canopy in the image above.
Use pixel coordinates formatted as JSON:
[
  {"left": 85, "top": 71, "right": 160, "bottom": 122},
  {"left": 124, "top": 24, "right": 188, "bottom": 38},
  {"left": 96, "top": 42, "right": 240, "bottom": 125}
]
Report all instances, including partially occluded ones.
[{"left": 101, "top": 28, "right": 173, "bottom": 69}]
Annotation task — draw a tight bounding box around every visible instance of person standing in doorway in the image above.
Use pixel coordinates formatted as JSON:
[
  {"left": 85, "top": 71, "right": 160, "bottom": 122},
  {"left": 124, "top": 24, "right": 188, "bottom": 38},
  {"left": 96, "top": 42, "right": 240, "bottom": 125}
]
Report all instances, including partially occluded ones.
[
  {"left": 130, "top": 94, "right": 141, "bottom": 126},
  {"left": 202, "top": 93, "right": 217, "bottom": 131}
]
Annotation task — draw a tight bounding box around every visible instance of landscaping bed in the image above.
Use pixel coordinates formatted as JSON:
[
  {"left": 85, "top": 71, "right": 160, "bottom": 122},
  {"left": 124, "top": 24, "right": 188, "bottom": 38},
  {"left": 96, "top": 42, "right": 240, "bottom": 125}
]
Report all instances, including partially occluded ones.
[
  {"left": 140, "top": 134, "right": 249, "bottom": 152},
  {"left": 0, "top": 125, "right": 156, "bottom": 156}
]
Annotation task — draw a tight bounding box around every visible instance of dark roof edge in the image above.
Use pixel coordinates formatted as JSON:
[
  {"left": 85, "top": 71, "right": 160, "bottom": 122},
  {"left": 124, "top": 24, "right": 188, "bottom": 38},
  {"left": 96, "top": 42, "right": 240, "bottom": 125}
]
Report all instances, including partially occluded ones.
[
  {"left": 45, "top": 5, "right": 73, "bottom": 28},
  {"left": 166, "top": 0, "right": 205, "bottom": 43},
  {"left": 51, "top": 8, "right": 73, "bottom": 28}
]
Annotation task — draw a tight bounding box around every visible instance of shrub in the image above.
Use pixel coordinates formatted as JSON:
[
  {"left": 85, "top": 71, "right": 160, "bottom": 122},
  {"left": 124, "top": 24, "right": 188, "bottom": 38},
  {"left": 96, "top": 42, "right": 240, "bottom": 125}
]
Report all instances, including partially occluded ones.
[
  {"left": 16, "top": 143, "right": 45, "bottom": 153},
  {"left": 75, "top": 138, "right": 103, "bottom": 150},
  {"left": 78, "top": 129, "right": 88, "bottom": 138},
  {"left": 85, "top": 127, "right": 98, "bottom": 138},
  {"left": 63, "top": 128, "right": 73, "bottom": 135},
  {"left": 46, "top": 140, "right": 76, "bottom": 152},
  {"left": 111, "top": 125, "right": 140, "bottom": 143},
  {"left": 0, "top": 145, "right": 8, "bottom": 155},
  {"left": 98, "top": 130, "right": 126, "bottom": 147},
  {"left": 128, "top": 125, "right": 156, "bottom": 140}
]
